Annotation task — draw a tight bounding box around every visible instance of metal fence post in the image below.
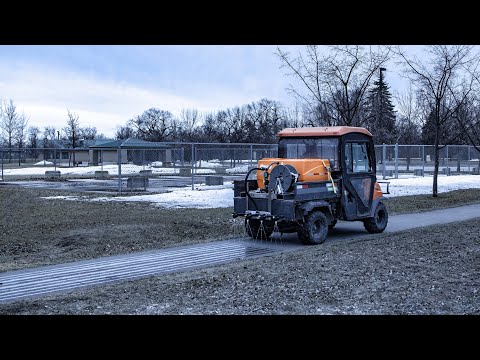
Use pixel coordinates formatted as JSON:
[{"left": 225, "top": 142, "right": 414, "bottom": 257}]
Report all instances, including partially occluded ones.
[
  {"left": 468, "top": 145, "right": 471, "bottom": 173},
  {"left": 422, "top": 145, "right": 425, "bottom": 176},
  {"left": 394, "top": 143, "right": 398, "bottom": 179},
  {"left": 101, "top": 149, "right": 103, "bottom": 171},
  {"left": 446, "top": 145, "right": 449, "bottom": 176},
  {"left": 382, "top": 143, "right": 386, "bottom": 179},
  {"left": 1, "top": 149, "right": 3, "bottom": 181},
  {"left": 54, "top": 148, "right": 57, "bottom": 171},
  {"left": 250, "top": 144, "right": 253, "bottom": 168},
  {"left": 118, "top": 145, "right": 122, "bottom": 193},
  {"left": 191, "top": 144, "right": 195, "bottom": 190}
]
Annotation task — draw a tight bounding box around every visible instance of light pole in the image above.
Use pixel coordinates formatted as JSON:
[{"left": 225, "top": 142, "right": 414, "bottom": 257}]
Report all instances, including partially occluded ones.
[
  {"left": 379, "top": 67, "right": 387, "bottom": 169},
  {"left": 379, "top": 67, "right": 386, "bottom": 80}
]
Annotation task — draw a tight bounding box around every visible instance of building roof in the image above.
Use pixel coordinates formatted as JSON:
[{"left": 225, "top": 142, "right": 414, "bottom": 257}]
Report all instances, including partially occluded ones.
[
  {"left": 89, "top": 138, "right": 172, "bottom": 149},
  {"left": 278, "top": 126, "right": 373, "bottom": 138}
]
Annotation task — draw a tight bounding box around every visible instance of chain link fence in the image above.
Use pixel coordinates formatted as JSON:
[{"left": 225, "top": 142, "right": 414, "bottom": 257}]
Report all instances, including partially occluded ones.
[
  {"left": 374, "top": 144, "right": 480, "bottom": 179},
  {"left": 1, "top": 143, "right": 479, "bottom": 190}
]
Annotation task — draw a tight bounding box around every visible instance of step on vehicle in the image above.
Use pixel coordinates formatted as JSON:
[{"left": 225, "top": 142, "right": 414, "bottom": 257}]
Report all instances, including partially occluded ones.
[{"left": 233, "top": 126, "right": 390, "bottom": 245}]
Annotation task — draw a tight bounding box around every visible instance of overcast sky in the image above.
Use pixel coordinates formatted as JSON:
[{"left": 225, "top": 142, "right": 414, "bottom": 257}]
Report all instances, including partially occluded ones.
[{"left": 0, "top": 45, "right": 412, "bottom": 138}]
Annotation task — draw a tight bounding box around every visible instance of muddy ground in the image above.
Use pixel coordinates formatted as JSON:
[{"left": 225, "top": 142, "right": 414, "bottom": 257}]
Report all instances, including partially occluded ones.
[{"left": 0, "top": 185, "right": 479, "bottom": 314}]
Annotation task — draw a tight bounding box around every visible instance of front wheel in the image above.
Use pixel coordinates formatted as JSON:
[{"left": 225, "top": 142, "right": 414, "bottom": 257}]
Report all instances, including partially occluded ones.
[
  {"left": 363, "top": 202, "right": 388, "bottom": 233},
  {"left": 298, "top": 210, "right": 328, "bottom": 245}
]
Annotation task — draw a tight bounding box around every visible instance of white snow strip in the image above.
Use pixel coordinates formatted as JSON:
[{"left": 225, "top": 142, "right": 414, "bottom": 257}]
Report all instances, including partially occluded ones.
[
  {"left": 38, "top": 174, "right": 480, "bottom": 209},
  {"left": 1, "top": 164, "right": 216, "bottom": 176}
]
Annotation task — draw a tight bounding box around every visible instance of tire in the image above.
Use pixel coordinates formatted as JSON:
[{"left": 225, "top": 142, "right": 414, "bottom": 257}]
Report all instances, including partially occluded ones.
[
  {"left": 298, "top": 210, "right": 329, "bottom": 245},
  {"left": 328, "top": 219, "right": 337, "bottom": 229},
  {"left": 245, "top": 219, "right": 274, "bottom": 239},
  {"left": 363, "top": 202, "right": 388, "bottom": 233}
]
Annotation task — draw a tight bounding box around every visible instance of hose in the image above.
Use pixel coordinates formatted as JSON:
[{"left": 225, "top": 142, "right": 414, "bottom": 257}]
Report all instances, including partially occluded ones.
[
  {"left": 244, "top": 167, "right": 262, "bottom": 210},
  {"left": 244, "top": 162, "right": 279, "bottom": 210}
]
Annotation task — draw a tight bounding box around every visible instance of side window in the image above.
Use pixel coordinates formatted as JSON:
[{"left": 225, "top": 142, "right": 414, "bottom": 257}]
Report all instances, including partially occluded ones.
[
  {"left": 345, "top": 143, "right": 353, "bottom": 172},
  {"left": 345, "top": 142, "right": 372, "bottom": 173}
]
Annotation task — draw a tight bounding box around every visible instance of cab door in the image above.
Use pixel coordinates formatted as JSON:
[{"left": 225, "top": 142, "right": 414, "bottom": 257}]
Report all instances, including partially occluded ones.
[{"left": 341, "top": 137, "right": 376, "bottom": 220}]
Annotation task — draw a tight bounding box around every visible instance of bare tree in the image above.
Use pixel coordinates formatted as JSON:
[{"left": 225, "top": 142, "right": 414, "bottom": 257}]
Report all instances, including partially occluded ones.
[
  {"left": 451, "top": 92, "right": 480, "bottom": 170},
  {"left": 129, "top": 108, "right": 173, "bottom": 142},
  {"left": 394, "top": 85, "right": 422, "bottom": 144},
  {"left": 1, "top": 99, "right": 19, "bottom": 162},
  {"left": 42, "top": 126, "right": 57, "bottom": 163},
  {"left": 394, "top": 45, "right": 480, "bottom": 197},
  {"left": 246, "top": 98, "right": 285, "bottom": 143},
  {"left": 276, "top": 45, "right": 391, "bottom": 126},
  {"left": 63, "top": 109, "right": 80, "bottom": 166},
  {"left": 180, "top": 109, "right": 200, "bottom": 133},
  {"left": 115, "top": 125, "right": 135, "bottom": 140},
  {"left": 198, "top": 112, "right": 223, "bottom": 143},
  {"left": 283, "top": 102, "right": 306, "bottom": 128},
  {"left": 43, "top": 126, "right": 57, "bottom": 147},
  {"left": 28, "top": 126, "right": 41, "bottom": 161},
  {"left": 14, "top": 113, "right": 29, "bottom": 165},
  {"left": 81, "top": 126, "right": 97, "bottom": 140}
]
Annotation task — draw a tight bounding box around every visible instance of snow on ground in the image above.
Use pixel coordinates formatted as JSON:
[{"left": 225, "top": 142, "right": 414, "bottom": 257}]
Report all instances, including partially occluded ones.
[
  {"left": 2, "top": 164, "right": 216, "bottom": 176},
  {"left": 39, "top": 174, "right": 480, "bottom": 209},
  {"left": 226, "top": 164, "right": 250, "bottom": 174},
  {"left": 382, "top": 174, "right": 480, "bottom": 197},
  {"left": 33, "top": 160, "right": 54, "bottom": 166}
]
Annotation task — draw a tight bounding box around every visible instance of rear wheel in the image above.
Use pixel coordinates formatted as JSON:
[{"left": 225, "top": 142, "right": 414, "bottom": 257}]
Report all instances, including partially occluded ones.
[
  {"left": 363, "top": 202, "right": 388, "bottom": 233},
  {"left": 245, "top": 219, "right": 274, "bottom": 239},
  {"left": 298, "top": 210, "right": 328, "bottom": 245}
]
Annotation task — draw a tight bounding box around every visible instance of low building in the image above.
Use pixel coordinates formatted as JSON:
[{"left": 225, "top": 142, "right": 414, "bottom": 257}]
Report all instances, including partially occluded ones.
[{"left": 88, "top": 138, "right": 173, "bottom": 165}]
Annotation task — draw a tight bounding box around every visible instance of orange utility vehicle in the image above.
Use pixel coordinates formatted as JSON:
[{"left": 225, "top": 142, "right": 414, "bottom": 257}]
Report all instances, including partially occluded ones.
[{"left": 233, "top": 126, "right": 389, "bottom": 244}]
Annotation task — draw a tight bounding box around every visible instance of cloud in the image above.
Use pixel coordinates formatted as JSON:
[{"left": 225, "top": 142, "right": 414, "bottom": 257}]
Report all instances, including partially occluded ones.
[{"left": 0, "top": 60, "right": 274, "bottom": 137}]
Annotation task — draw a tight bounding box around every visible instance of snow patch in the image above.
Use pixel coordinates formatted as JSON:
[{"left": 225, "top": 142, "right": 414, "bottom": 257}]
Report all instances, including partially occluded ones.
[
  {"left": 34, "top": 160, "right": 53, "bottom": 166},
  {"left": 38, "top": 174, "right": 480, "bottom": 209}
]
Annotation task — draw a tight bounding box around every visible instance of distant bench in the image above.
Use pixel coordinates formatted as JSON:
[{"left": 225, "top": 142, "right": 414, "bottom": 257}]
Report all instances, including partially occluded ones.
[{"left": 45, "top": 171, "right": 61, "bottom": 180}]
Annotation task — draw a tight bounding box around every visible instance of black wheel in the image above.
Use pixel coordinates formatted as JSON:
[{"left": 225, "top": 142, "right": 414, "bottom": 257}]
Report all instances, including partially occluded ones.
[
  {"left": 363, "top": 202, "right": 388, "bottom": 233},
  {"left": 245, "top": 219, "right": 274, "bottom": 239},
  {"left": 298, "top": 210, "right": 328, "bottom": 245},
  {"left": 328, "top": 219, "right": 337, "bottom": 229}
]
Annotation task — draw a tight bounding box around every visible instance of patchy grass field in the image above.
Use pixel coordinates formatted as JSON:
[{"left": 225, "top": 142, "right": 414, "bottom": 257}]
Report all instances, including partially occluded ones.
[
  {"left": 1, "top": 217, "right": 479, "bottom": 315},
  {"left": 1, "top": 185, "right": 479, "bottom": 314},
  {"left": 1, "top": 186, "right": 480, "bottom": 273}
]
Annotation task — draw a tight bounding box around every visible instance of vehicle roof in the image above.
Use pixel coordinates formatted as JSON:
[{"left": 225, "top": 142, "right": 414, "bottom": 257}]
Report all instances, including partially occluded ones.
[{"left": 278, "top": 126, "right": 373, "bottom": 137}]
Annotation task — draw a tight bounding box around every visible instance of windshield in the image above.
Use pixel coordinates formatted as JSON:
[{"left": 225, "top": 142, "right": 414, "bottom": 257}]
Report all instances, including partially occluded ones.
[{"left": 278, "top": 137, "right": 339, "bottom": 168}]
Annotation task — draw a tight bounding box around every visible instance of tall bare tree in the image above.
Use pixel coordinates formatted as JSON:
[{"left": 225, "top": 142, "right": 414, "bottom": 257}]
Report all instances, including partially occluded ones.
[
  {"left": 14, "top": 113, "right": 29, "bottom": 165},
  {"left": 276, "top": 45, "right": 391, "bottom": 127},
  {"left": 283, "top": 103, "right": 306, "bottom": 128},
  {"left": 394, "top": 85, "right": 422, "bottom": 144},
  {"left": 394, "top": 45, "right": 480, "bottom": 197},
  {"left": 42, "top": 126, "right": 58, "bottom": 163},
  {"left": 451, "top": 92, "right": 480, "bottom": 170},
  {"left": 1, "top": 99, "right": 19, "bottom": 162},
  {"left": 63, "top": 110, "right": 80, "bottom": 166},
  {"left": 28, "top": 126, "right": 41, "bottom": 161}
]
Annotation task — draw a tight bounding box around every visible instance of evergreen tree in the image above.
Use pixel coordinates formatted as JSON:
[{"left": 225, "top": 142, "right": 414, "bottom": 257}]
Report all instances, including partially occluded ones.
[{"left": 366, "top": 68, "right": 397, "bottom": 144}]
